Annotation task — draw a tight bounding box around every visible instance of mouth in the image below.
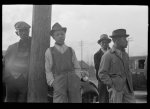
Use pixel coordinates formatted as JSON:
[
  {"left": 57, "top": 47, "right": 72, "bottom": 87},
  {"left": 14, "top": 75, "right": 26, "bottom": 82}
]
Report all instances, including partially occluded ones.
[{"left": 59, "top": 39, "right": 65, "bottom": 42}]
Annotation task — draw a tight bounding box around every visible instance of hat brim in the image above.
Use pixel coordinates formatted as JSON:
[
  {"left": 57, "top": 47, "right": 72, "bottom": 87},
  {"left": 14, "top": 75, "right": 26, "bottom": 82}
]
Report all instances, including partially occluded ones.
[
  {"left": 109, "top": 34, "right": 129, "bottom": 38},
  {"left": 15, "top": 27, "right": 31, "bottom": 30},
  {"left": 97, "top": 38, "right": 111, "bottom": 44},
  {"left": 50, "top": 28, "right": 67, "bottom": 36}
]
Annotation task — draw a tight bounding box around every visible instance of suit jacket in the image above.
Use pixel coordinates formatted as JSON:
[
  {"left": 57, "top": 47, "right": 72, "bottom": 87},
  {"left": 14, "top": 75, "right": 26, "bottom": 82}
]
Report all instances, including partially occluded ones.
[
  {"left": 94, "top": 49, "right": 104, "bottom": 80},
  {"left": 98, "top": 46, "right": 134, "bottom": 93}
]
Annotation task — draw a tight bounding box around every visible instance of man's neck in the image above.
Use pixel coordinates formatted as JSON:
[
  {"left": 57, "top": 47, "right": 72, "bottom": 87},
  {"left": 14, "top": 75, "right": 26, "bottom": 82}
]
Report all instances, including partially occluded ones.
[
  {"left": 101, "top": 47, "right": 108, "bottom": 53},
  {"left": 101, "top": 47, "right": 109, "bottom": 51},
  {"left": 114, "top": 44, "right": 125, "bottom": 52},
  {"left": 20, "top": 36, "right": 29, "bottom": 41},
  {"left": 55, "top": 42, "right": 65, "bottom": 47}
]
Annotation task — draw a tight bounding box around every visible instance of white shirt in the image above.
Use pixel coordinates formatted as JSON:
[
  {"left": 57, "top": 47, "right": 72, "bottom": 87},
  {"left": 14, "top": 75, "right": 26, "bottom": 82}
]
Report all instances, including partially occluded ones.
[{"left": 45, "top": 43, "right": 81, "bottom": 86}]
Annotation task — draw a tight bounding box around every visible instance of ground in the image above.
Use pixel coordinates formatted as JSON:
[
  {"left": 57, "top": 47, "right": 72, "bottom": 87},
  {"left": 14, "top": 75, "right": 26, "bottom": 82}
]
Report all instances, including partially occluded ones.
[
  {"left": 134, "top": 91, "right": 147, "bottom": 103},
  {"left": 89, "top": 78, "right": 147, "bottom": 103}
]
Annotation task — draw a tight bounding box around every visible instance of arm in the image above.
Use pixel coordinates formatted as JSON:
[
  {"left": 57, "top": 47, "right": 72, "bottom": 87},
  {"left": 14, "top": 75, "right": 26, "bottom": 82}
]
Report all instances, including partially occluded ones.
[
  {"left": 94, "top": 53, "right": 99, "bottom": 80},
  {"left": 3, "top": 45, "right": 12, "bottom": 82},
  {"left": 98, "top": 53, "right": 112, "bottom": 86},
  {"left": 45, "top": 48, "right": 54, "bottom": 86},
  {"left": 71, "top": 48, "right": 82, "bottom": 79},
  {"left": 94, "top": 54, "right": 99, "bottom": 72}
]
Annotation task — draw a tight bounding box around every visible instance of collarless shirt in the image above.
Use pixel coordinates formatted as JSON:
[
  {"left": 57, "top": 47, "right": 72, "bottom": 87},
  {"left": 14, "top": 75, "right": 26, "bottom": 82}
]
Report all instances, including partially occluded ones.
[
  {"left": 45, "top": 43, "right": 81, "bottom": 86},
  {"left": 101, "top": 47, "right": 109, "bottom": 54},
  {"left": 54, "top": 44, "right": 68, "bottom": 54}
]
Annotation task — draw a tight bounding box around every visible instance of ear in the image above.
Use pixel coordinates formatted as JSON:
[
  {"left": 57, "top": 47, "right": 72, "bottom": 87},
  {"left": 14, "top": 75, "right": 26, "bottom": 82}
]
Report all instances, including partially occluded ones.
[{"left": 15, "top": 31, "right": 19, "bottom": 36}]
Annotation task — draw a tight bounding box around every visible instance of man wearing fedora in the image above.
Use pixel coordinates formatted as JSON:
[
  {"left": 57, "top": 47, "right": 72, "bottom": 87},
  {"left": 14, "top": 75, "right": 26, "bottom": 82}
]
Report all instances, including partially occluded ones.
[
  {"left": 98, "top": 29, "right": 136, "bottom": 103},
  {"left": 94, "top": 34, "right": 111, "bottom": 103},
  {"left": 3, "top": 21, "right": 32, "bottom": 102},
  {"left": 45, "top": 22, "right": 82, "bottom": 103}
]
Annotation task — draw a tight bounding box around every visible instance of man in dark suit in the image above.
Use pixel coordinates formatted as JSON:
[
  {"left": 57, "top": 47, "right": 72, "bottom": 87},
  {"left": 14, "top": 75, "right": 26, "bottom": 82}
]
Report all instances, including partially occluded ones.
[
  {"left": 94, "top": 34, "right": 111, "bottom": 103},
  {"left": 3, "top": 21, "right": 31, "bottom": 102}
]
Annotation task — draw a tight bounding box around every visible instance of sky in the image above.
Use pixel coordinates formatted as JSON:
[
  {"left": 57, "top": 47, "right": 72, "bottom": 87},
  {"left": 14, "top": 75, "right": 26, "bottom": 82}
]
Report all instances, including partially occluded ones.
[{"left": 2, "top": 5, "right": 148, "bottom": 65}]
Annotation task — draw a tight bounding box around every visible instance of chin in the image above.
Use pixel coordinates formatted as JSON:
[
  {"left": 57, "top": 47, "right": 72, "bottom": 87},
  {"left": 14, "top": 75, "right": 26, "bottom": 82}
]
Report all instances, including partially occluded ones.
[{"left": 57, "top": 42, "right": 64, "bottom": 45}]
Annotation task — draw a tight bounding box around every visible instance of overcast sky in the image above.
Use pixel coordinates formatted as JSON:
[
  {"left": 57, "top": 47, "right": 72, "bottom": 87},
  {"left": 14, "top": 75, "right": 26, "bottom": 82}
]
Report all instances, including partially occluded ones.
[{"left": 2, "top": 5, "right": 148, "bottom": 65}]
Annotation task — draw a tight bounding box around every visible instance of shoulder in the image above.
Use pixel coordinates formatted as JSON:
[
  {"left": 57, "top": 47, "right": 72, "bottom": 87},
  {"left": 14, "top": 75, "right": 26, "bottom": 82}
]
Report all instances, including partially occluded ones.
[
  {"left": 45, "top": 47, "right": 51, "bottom": 56},
  {"left": 94, "top": 50, "right": 100, "bottom": 56},
  {"left": 68, "top": 46, "right": 74, "bottom": 52},
  {"left": 5, "top": 42, "right": 18, "bottom": 56},
  {"left": 10, "top": 42, "right": 18, "bottom": 47},
  {"left": 7, "top": 42, "right": 18, "bottom": 50},
  {"left": 101, "top": 50, "right": 112, "bottom": 60}
]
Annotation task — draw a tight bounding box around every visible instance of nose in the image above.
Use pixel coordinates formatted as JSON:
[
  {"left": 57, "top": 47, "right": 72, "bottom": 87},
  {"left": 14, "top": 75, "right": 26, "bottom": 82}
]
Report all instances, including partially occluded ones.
[
  {"left": 103, "top": 43, "right": 107, "bottom": 46},
  {"left": 59, "top": 35, "right": 65, "bottom": 39}
]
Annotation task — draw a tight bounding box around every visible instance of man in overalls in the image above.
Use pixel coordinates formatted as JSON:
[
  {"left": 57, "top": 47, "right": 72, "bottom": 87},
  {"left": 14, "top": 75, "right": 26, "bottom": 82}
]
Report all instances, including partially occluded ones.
[
  {"left": 45, "top": 22, "right": 82, "bottom": 103},
  {"left": 3, "top": 21, "right": 31, "bottom": 102},
  {"left": 98, "top": 29, "right": 136, "bottom": 103}
]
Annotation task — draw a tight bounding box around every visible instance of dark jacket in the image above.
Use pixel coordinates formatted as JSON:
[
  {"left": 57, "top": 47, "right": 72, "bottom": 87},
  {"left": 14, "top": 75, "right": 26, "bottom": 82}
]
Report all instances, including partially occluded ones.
[
  {"left": 94, "top": 49, "right": 104, "bottom": 80},
  {"left": 94, "top": 48, "right": 110, "bottom": 103},
  {"left": 3, "top": 37, "right": 31, "bottom": 82}
]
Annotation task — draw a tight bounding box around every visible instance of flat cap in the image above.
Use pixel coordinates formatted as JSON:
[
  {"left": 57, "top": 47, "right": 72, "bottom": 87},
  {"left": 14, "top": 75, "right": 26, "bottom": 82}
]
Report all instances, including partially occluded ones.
[{"left": 15, "top": 21, "right": 31, "bottom": 30}]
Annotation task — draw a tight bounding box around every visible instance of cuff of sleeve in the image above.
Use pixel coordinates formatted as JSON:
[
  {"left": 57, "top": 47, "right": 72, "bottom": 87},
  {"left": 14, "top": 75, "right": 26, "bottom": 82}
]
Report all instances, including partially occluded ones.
[
  {"left": 49, "top": 79, "right": 54, "bottom": 86},
  {"left": 46, "top": 72, "right": 54, "bottom": 86},
  {"left": 75, "top": 69, "right": 82, "bottom": 79},
  {"left": 99, "top": 74, "right": 103, "bottom": 80}
]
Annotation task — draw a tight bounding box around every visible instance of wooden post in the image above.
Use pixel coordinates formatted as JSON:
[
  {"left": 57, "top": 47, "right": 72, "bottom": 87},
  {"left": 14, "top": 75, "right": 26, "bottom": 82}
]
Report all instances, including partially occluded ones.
[{"left": 27, "top": 5, "right": 52, "bottom": 102}]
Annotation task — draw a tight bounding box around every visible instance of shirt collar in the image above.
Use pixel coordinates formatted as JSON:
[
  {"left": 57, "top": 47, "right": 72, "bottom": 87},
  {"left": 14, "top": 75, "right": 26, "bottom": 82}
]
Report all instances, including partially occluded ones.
[
  {"left": 111, "top": 45, "right": 123, "bottom": 58},
  {"left": 101, "top": 47, "right": 110, "bottom": 53},
  {"left": 54, "top": 43, "right": 67, "bottom": 49}
]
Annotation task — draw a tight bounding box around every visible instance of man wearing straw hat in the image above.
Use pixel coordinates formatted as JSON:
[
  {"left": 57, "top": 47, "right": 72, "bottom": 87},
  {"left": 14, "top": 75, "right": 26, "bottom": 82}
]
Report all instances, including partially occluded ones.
[
  {"left": 45, "top": 22, "right": 82, "bottom": 103},
  {"left": 98, "top": 29, "right": 136, "bottom": 103},
  {"left": 94, "top": 34, "right": 111, "bottom": 103}
]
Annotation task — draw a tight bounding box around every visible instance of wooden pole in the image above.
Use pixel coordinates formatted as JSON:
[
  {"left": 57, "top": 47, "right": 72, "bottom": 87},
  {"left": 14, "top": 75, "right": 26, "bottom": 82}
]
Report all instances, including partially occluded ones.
[
  {"left": 81, "top": 40, "right": 83, "bottom": 70},
  {"left": 27, "top": 5, "right": 52, "bottom": 102}
]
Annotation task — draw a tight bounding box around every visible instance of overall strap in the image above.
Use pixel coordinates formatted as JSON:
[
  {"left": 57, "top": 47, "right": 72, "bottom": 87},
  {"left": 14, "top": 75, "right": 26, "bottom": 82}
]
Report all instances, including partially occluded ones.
[
  {"left": 68, "top": 47, "right": 73, "bottom": 58},
  {"left": 68, "top": 47, "right": 74, "bottom": 66}
]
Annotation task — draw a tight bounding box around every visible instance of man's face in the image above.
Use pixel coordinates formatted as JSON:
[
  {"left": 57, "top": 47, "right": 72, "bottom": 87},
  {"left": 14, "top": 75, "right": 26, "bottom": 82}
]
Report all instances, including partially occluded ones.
[
  {"left": 100, "top": 40, "right": 109, "bottom": 50},
  {"left": 117, "top": 37, "right": 128, "bottom": 48},
  {"left": 53, "top": 30, "right": 66, "bottom": 45},
  {"left": 16, "top": 29, "right": 30, "bottom": 40}
]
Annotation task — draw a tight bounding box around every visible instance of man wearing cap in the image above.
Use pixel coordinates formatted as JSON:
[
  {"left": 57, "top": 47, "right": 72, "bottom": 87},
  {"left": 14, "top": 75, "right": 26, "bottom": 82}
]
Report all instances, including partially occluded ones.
[
  {"left": 94, "top": 34, "right": 111, "bottom": 103},
  {"left": 98, "top": 29, "right": 136, "bottom": 103},
  {"left": 45, "top": 22, "right": 82, "bottom": 103},
  {"left": 3, "top": 21, "right": 31, "bottom": 102}
]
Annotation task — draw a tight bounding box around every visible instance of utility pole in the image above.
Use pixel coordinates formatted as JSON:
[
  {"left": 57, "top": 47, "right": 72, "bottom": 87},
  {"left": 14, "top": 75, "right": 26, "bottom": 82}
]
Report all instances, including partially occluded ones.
[
  {"left": 81, "top": 40, "right": 83, "bottom": 70},
  {"left": 128, "top": 37, "right": 133, "bottom": 57},
  {"left": 27, "top": 5, "right": 52, "bottom": 102}
]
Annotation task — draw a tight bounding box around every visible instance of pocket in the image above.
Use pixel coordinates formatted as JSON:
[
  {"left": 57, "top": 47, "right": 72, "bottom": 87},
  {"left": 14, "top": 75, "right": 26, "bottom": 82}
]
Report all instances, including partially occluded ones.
[
  {"left": 52, "top": 76, "right": 58, "bottom": 88},
  {"left": 52, "top": 75, "right": 66, "bottom": 91},
  {"left": 108, "top": 87, "right": 123, "bottom": 103},
  {"left": 109, "top": 88, "right": 116, "bottom": 102},
  {"left": 111, "top": 76, "right": 125, "bottom": 92}
]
